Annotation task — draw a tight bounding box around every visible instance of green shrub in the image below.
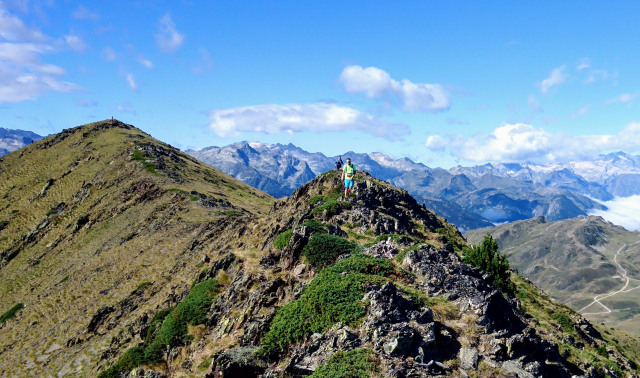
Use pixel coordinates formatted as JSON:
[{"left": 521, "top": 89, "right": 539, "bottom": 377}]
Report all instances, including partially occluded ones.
[
  {"left": 274, "top": 229, "right": 293, "bottom": 250},
  {"left": 551, "top": 312, "right": 574, "bottom": 333},
  {"left": 310, "top": 195, "right": 324, "bottom": 205},
  {"left": 303, "top": 219, "right": 326, "bottom": 233},
  {"left": 258, "top": 254, "right": 395, "bottom": 358},
  {"left": 462, "top": 233, "right": 515, "bottom": 295},
  {"left": 303, "top": 233, "right": 359, "bottom": 269},
  {"left": 131, "top": 149, "right": 156, "bottom": 174},
  {"left": 144, "top": 279, "right": 220, "bottom": 363},
  {"left": 312, "top": 199, "right": 351, "bottom": 217},
  {"left": 0, "top": 303, "right": 24, "bottom": 323},
  {"left": 0, "top": 219, "right": 7, "bottom": 230},
  {"left": 98, "top": 346, "right": 145, "bottom": 378},
  {"left": 143, "top": 308, "right": 173, "bottom": 344},
  {"left": 310, "top": 348, "right": 380, "bottom": 378}
]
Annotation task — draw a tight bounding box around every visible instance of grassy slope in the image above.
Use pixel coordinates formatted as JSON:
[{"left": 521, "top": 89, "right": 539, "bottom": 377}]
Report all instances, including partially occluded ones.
[
  {"left": 0, "top": 121, "right": 274, "bottom": 375},
  {"left": 466, "top": 216, "right": 640, "bottom": 337}
]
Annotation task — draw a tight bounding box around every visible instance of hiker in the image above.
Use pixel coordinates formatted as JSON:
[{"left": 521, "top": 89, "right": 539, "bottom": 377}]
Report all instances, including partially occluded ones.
[
  {"left": 335, "top": 156, "right": 343, "bottom": 170},
  {"left": 341, "top": 158, "right": 356, "bottom": 199}
]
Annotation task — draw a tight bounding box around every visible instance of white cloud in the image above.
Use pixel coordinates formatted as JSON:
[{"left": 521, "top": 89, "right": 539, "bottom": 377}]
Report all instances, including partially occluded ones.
[
  {"left": 605, "top": 93, "right": 636, "bottom": 105},
  {"left": 339, "top": 65, "right": 450, "bottom": 113},
  {"left": 100, "top": 46, "right": 116, "bottom": 61},
  {"left": 539, "top": 65, "right": 567, "bottom": 93},
  {"left": 64, "top": 34, "right": 86, "bottom": 51},
  {"left": 584, "top": 69, "right": 616, "bottom": 84},
  {"left": 125, "top": 73, "right": 137, "bottom": 91},
  {"left": 138, "top": 57, "right": 153, "bottom": 69},
  {"left": 570, "top": 104, "right": 591, "bottom": 119},
  {"left": 590, "top": 195, "right": 640, "bottom": 231},
  {"left": 426, "top": 122, "right": 640, "bottom": 164},
  {"left": 577, "top": 58, "right": 590, "bottom": 71},
  {"left": 0, "top": 7, "right": 47, "bottom": 42},
  {"left": 207, "top": 103, "right": 409, "bottom": 139},
  {"left": 72, "top": 5, "right": 99, "bottom": 20},
  {"left": 424, "top": 135, "right": 447, "bottom": 151},
  {"left": 0, "top": 7, "right": 81, "bottom": 103},
  {"left": 156, "top": 13, "right": 185, "bottom": 52}
]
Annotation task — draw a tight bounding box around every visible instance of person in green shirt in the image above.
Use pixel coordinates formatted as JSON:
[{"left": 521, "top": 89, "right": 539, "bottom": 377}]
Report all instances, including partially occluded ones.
[{"left": 341, "top": 158, "right": 356, "bottom": 199}]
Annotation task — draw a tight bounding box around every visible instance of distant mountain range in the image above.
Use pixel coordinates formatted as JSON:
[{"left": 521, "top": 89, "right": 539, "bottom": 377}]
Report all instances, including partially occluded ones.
[
  {"left": 188, "top": 142, "right": 640, "bottom": 231},
  {"left": 0, "top": 128, "right": 43, "bottom": 156}
]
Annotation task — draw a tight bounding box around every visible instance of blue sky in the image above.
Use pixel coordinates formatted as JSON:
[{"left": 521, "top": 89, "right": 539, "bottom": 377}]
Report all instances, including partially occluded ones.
[{"left": 1, "top": 0, "right": 640, "bottom": 168}]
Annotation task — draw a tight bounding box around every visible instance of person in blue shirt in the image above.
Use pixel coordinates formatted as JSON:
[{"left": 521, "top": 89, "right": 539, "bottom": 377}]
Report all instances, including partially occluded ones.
[{"left": 341, "top": 158, "right": 356, "bottom": 199}]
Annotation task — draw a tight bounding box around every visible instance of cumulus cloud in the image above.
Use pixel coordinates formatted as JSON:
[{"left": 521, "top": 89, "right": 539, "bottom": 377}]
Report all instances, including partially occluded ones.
[
  {"left": 207, "top": 103, "right": 409, "bottom": 139},
  {"left": 156, "top": 13, "right": 185, "bottom": 52},
  {"left": 338, "top": 65, "right": 450, "bottom": 113},
  {"left": 0, "top": 7, "right": 81, "bottom": 103},
  {"left": 425, "top": 122, "right": 640, "bottom": 164},
  {"left": 539, "top": 65, "right": 567, "bottom": 93}
]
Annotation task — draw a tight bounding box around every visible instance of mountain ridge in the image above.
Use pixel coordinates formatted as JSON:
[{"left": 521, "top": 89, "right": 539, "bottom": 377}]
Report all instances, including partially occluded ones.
[{"left": 188, "top": 142, "right": 640, "bottom": 231}]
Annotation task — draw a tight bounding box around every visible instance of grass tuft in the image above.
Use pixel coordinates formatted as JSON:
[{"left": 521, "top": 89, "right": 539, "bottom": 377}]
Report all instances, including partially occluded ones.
[{"left": 1, "top": 303, "right": 25, "bottom": 323}]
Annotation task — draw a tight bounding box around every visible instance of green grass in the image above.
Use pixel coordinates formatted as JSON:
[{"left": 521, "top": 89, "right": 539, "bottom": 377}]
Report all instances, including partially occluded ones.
[
  {"left": 274, "top": 229, "right": 293, "bottom": 250},
  {"left": 1, "top": 303, "right": 25, "bottom": 323},
  {"left": 310, "top": 348, "right": 380, "bottom": 378},
  {"left": 311, "top": 199, "right": 352, "bottom": 217},
  {"left": 257, "top": 254, "right": 397, "bottom": 358}
]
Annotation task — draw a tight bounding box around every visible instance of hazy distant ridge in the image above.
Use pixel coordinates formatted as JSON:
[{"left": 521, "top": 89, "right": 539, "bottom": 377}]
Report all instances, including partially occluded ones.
[{"left": 188, "top": 142, "right": 640, "bottom": 231}]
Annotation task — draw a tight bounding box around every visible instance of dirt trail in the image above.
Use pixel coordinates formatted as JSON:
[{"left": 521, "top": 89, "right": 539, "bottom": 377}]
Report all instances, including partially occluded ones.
[{"left": 579, "top": 241, "right": 640, "bottom": 315}]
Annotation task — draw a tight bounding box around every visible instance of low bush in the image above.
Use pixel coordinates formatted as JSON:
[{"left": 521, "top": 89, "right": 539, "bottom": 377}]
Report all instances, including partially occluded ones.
[
  {"left": 274, "top": 229, "right": 293, "bottom": 250},
  {"left": 310, "top": 348, "right": 380, "bottom": 378},
  {"left": 142, "top": 308, "right": 173, "bottom": 344},
  {"left": 551, "top": 312, "right": 574, "bottom": 333},
  {"left": 0, "top": 303, "right": 24, "bottom": 323},
  {"left": 258, "top": 254, "right": 396, "bottom": 358},
  {"left": 462, "top": 233, "right": 515, "bottom": 295},
  {"left": 98, "top": 346, "right": 145, "bottom": 378},
  {"left": 101, "top": 280, "right": 220, "bottom": 376},
  {"left": 144, "top": 279, "right": 220, "bottom": 362},
  {"left": 303, "top": 219, "right": 326, "bottom": 233},
  {"left": 303, "top": 233, "right": 359, "bottom": 269}
]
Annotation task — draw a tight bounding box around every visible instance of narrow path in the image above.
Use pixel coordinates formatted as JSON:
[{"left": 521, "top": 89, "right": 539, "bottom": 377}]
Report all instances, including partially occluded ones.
[{"left": 579, "top": 241, "right": 640, "bottom": 315}]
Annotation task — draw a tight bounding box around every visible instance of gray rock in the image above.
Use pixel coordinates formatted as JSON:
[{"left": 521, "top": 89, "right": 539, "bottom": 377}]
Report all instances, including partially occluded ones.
[{"left": 459, "top": 347, "right": 479, "bottom": 370}]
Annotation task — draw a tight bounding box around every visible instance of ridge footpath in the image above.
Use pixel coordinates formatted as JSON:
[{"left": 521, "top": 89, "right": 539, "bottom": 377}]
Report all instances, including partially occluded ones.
[{"left": 0, "top": 121, "right": 638, "bottom": 377}]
